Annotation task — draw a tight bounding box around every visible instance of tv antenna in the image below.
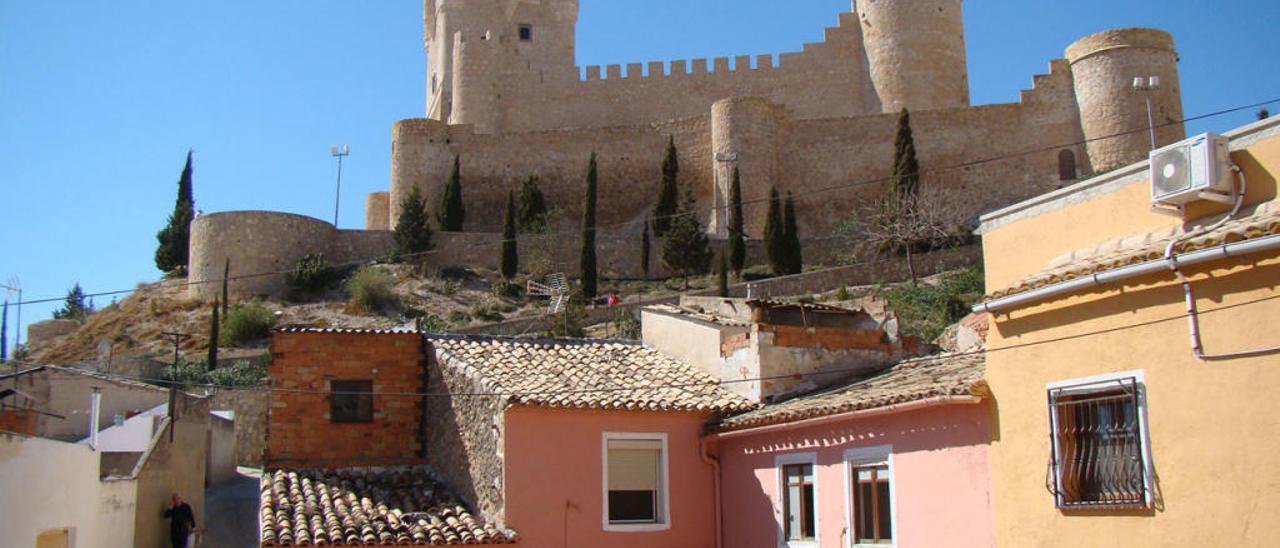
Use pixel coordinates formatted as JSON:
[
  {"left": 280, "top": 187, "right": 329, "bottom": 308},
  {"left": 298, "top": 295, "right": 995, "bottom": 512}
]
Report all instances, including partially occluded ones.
[{"left": 527, "top": 273, "right": 570, "bottom": 335}]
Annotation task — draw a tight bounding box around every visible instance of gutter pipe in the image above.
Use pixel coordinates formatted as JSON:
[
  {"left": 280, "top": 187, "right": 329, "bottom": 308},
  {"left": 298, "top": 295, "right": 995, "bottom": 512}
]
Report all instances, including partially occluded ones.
[
  {"left": 699, "top": 438, "right": 723, "bottom": 548},
  {"left": 973, "top": 233, "right": 1280, "bottom": 315},
  {"left": 709, "top": 395, "right": 984, "bottom": 441}
]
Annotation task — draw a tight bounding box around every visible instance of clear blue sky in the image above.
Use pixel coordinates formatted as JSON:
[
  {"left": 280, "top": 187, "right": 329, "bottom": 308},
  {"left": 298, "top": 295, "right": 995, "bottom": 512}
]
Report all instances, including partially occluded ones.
[{"left": 2, "top": 0, "right": 1277, "bottom": 351}]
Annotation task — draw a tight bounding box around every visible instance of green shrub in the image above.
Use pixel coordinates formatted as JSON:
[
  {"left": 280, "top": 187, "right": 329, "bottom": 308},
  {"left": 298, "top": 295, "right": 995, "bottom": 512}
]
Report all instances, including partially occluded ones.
[
  {"left": 471, "top": 299, "right": 507, "bottom": 323},
  {"left": 205, "top": 358, "right": 269, "bottom": 387},
  {"left": 286, "top": 252, "right": 335, "bottom": 297},
  {"left": 345, "top": 267, "right": 399, "bottom": 315},
  {"left": 220, "top": 301, "right": 276, "bottom": 346},
  {"left": 416, "top": 314, "right": 448, "bottom": 333},
  {"left": 834, "top": 285, "right": 851, "bottom": 301},
  {"left": 491, "top": 279, "right": 522, "bottom": 299},
  {"left": 447, "top": 310, "right": 472, "bottom": 326},
  {"left": 612, "top": 309, "right": 641, "bottom": 340},
  {"left": 881, "top": 267, "right": 985, "bottom": 341}
]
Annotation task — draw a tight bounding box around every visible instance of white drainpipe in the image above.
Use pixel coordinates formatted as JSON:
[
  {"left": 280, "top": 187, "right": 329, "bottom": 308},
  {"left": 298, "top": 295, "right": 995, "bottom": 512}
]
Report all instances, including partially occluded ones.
[
  {"left": 89, "top": 387, "right": 102, "bottom": 451},
  {"left": 973, "top": 233, "right": 1280, "bottom": 315}
]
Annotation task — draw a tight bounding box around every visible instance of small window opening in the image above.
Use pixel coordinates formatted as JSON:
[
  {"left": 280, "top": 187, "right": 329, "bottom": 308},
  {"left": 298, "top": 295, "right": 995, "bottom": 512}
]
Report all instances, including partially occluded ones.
[
  {"left": 1058, "top": 149, "right": 1078, "bottom": 181},
  {"left": 518, "top": 24, "right": 533, "bottom": 42},
  {"left": 330, "top": 380, "right": 373, "bottom": 423}
]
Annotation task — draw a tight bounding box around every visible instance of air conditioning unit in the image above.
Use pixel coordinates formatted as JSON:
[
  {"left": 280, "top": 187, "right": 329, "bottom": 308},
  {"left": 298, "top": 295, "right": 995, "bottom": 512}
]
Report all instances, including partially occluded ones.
[{"left": 1150, "top": 132, "right": 1231, "bottom": 206}]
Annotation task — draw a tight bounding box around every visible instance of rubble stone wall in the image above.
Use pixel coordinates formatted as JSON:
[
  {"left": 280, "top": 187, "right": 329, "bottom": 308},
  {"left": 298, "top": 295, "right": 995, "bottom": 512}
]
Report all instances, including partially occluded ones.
[{"left": 424, "top": 343, "right": 508, "bottom": 525}]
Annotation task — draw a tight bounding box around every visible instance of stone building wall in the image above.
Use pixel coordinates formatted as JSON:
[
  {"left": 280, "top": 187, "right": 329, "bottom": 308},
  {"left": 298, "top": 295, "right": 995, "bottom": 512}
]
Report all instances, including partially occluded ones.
[
  {"left": 209, "top": 388, "right": 269, "bottom": 466},
  {"left": 266, "top": 331, "right": 426, "bottom": 468},
  {"left": 424, "top": 342, "right": 508, "bottom": 525}
]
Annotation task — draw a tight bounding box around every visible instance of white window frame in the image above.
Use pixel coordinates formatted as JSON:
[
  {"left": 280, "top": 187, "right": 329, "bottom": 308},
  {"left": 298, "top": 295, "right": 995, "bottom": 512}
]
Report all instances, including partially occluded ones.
[
  {"left": 1046, "top": 369, "right": 1154, "bottom": 509},
  {"left": 602, "top": 432, "right": 671, "bottom": 532},
  {"left": 843, "top": 445, "right": 896, "bottom": 548},
  {"left": 775, "top": 452, "right": 820, "bottom": 548}
]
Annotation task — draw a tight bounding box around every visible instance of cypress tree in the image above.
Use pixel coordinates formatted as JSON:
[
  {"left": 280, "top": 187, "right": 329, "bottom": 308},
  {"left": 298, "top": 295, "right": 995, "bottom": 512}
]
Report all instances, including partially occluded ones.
[
  {"left": 661, "top": 187, "right": 713, "bottom": 289},
  {"left": 394, "top": 186, "right": 434, "bottom": 256},
  {"left": 517, "top": 175, "right": 548, "bottom": 232},
  {"left": 887, "top": 108, "right": 920, "bottom": 207},
  {"left": 221, "top": 258, "right": 231, "bottom": 316},
  {"left": 208, "top": 302, "right": 219, "bottom": 371},
  {"left": 763, "top": 187, "right": 786, "bottom": 275},
  {"left": 155, "top": 150, "right": 196, "bottom": 273},
  {"left": 727, "top": 167, "right": 746, "bottom": 275},
  {"left": 581, "top": 152, "right": 599, "bottom": 299},
  {"left": 640, "top": 221, "right": 651, "bottom": 279},
  {"left": 438, "top": 155, "right": 465, "bottom": 231},
  {"left": 1, "top": 301, "right": 8, "bottom": 362},
  {"left": 501, "top": 191, "right": 519, "bottom": 280},
  {"left": 653, "top": 136, "right": 680, "bottom": 236},
  {"left": 784, "top": 192, "right": 803, "bottom": 275},
  {"left": 718, "top": 252, "right": 729, "bottom": 297}
]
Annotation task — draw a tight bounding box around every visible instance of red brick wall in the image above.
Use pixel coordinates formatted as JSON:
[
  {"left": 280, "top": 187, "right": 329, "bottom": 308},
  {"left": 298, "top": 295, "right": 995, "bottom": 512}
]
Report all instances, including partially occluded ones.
[{"left": 266, "top": 331, "right": 427, "bottom": 468}]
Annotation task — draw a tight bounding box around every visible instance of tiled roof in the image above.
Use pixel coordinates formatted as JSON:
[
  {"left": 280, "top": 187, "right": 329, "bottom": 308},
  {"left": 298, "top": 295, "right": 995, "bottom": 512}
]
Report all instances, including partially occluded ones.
[
  {"left": 715, "top": 352, "right": 986, "bottom": 431},
  {"left": 429, "top": 335, "right": 756, "bottom": 414},
  {"left": 989, "top": 201, "right": 1280, "bottom": 299},
  {"left": 259, "top": 467, "right": 517, "bottom": 546}
]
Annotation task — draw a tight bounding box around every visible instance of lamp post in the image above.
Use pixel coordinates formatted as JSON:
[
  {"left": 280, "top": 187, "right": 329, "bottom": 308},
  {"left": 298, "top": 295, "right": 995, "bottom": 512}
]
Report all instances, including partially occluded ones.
[
  {"left": 1133, "top": 76, "right": 1160, "bottom": 150},
  {"left": 331, "top": 145, "right": 351, "bottom": 226}
]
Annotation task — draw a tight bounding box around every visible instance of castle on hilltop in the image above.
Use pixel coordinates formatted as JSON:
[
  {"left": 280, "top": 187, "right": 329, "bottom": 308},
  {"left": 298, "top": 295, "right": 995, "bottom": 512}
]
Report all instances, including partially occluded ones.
[{"left": 190, "top": 0, "right": 1187, "bottom": 300}]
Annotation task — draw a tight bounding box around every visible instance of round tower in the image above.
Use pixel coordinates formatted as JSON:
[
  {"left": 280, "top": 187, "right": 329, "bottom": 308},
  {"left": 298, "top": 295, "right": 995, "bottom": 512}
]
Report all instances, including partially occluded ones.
[
  {"left": 856, "top": 0, "right": 969, "bottom": 113},
  {"left": 1066, "top": 28, "right": 1184, "bottom": 173},
  {"left": 710, "top": 97, "right": 779, "bottom": 239},
  {"left": 189, "top": 212, "right": 335, "bottom": 300}
]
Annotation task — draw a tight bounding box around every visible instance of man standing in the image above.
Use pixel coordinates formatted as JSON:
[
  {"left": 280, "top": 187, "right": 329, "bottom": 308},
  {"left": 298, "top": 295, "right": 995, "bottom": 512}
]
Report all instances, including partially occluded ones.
[{"left": 164, "top": 493, "right": 196, "bottom": 548}]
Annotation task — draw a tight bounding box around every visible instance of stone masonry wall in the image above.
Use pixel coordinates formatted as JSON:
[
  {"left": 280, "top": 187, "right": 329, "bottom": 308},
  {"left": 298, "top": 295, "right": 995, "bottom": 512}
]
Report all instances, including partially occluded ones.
[
  {"left": 209, "top": 388, "right": 269, "bottom": 466},
  {"left": 390, "top": 58, "right": 1086, "bottom": 243},
  {"left": 424, "top": 343, "right": 507, "bottom": 525},
  {"left": 266, "top": 331, "right": 426, "bottom": 468}
]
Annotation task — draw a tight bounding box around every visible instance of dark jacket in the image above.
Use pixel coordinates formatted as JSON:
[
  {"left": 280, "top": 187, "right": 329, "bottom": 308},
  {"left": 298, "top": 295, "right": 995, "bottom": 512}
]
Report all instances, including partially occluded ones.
[{"left": 164, "top": 502, "right": 196, "bottom": 541}]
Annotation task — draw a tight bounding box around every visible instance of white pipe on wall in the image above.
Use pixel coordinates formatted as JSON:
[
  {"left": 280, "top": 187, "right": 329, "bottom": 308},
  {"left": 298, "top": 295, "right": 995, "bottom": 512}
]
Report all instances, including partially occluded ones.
[
  {"left": 89, "top": 387, "right": 101, "bottom": 451},
  {"left": 974, "top": 234, "right": 1280, "bottom": 315}
]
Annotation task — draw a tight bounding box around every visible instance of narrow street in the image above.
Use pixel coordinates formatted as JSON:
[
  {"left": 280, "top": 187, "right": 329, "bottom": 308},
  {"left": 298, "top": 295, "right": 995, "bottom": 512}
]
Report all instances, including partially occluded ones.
[{"left": 202, "top": 467, "right": 261, "bottom": 548}]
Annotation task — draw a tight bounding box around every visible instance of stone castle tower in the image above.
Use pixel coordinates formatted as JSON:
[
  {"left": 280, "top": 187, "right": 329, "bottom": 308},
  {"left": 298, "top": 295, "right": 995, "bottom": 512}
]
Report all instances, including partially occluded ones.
[{"left": 189, "top": 1, "right": 1187, "bottom": 300}]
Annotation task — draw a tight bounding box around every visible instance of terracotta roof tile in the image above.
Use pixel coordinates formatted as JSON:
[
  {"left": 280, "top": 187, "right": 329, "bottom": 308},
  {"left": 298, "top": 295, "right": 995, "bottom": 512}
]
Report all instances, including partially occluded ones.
[
  {"left": 259, "top": 466, "right": 517, "bottom": 546},
  {"left": 275, "top": 326, "right": 418, "bottom": 334},
  {"left": 989, "top": 202, "right": 1280, "bottom": 299},
  {"left": 715, "top": 352, "right": 986, "bottom": 431},
  {"left": 429, "top": 335, "right": 756, "bottom": 414}
]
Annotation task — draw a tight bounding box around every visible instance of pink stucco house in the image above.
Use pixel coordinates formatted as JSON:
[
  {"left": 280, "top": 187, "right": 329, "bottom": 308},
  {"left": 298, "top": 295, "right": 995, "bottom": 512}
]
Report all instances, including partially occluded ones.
[{"left": 709, "top": 352, "right": 993, "bottom": 548}]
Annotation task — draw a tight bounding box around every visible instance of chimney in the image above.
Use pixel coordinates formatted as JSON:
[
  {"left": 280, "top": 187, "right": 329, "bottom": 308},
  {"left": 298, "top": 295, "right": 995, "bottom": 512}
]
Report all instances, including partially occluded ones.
[{"left": 89, "top": 387, "right": 101, "bottom": 451}]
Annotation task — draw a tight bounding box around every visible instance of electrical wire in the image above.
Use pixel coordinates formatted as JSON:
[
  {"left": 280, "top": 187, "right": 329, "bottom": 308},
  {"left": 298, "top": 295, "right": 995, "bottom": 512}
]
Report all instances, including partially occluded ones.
[
  {"left": 6, "top": 291, "right": 1277, "bottom": 400},
  {"left": 8, "top": 96, "right": 1280, "bottom": 309}
]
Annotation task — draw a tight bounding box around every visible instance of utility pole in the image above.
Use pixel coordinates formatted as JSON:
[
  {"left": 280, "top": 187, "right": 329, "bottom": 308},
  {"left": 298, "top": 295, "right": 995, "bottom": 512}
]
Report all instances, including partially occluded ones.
[
  {"left": 2, "top": 278, "right": 21, "bottom": 354},
  {"left": 331, "top": 145, "right": 351, "bottom": 227},
  {"left": 161, "top": 331, "right": 189, "bottom": 442}
]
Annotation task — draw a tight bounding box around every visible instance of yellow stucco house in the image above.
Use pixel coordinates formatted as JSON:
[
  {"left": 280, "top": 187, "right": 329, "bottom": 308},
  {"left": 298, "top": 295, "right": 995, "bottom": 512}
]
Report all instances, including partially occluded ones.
[{"left": 973, "top": 116, "right": 1280, "bottom": 546}]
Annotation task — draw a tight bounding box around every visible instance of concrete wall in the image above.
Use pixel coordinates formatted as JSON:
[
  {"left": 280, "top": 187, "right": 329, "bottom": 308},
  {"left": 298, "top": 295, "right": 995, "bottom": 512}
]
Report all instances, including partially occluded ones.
[
  {"left": 502, "top": 407, "right": 718, "bottom": 548},
  {"left": 979, "top": 120, "right": 1280, "bottom": 546},
  {"left": 425, "top": 344, "right": 508, "bottom": 524},
  {"left": 209, "top": 388, "right": 269, "bottom": 466},
  {"left": 207, "top": 415, "right": 237, "bottom": 486},
  {"left": 0, "top": 432, "right": 128, "bottom": 547},
  {"left": 640, "top": 309, "right": 741, "bottom": 380},
  {"left": 266, "top": 331, "right": 426, "bottom": 467},
  {"left": 716, "top": 402, "right": 995, "bottom": 548},
  {"left": 17, "top": 367, "right": 169, "bottom": 442},
  {"left": 0, "top": 392, "right": 211, "bottom": 548},
  {"left": 130, "top": 395, "right": 210, "bottom": 548}
]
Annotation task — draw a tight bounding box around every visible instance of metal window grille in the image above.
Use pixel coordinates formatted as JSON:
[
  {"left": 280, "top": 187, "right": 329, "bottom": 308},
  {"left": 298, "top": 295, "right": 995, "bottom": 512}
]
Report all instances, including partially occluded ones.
[{"left": 1046, "top": 377, "right": 1149, "bottom": 509}]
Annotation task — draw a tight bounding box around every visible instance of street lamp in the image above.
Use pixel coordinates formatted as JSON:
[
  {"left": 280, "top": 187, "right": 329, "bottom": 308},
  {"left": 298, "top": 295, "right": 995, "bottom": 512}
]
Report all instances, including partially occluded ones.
[
  {"left": 331, "top": 144, "right": 351, "bottom": 226},
  {"left": 1133, "top": 76, "right": 1160, "bottom": 150}
]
